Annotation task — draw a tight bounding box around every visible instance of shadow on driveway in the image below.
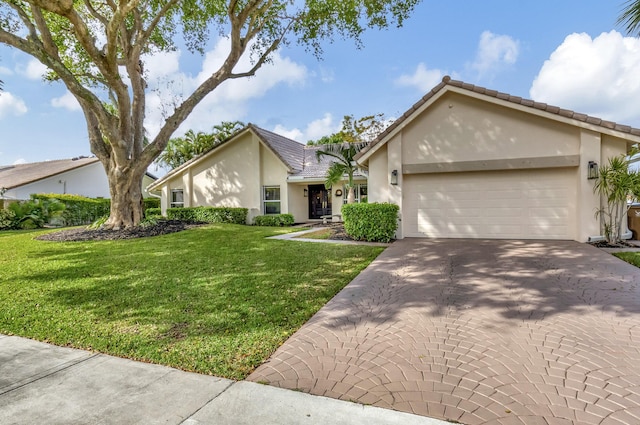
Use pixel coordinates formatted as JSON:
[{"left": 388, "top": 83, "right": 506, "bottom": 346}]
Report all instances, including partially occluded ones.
[{"left": 249, "top": 239, "right": 640, "bottom": 425}]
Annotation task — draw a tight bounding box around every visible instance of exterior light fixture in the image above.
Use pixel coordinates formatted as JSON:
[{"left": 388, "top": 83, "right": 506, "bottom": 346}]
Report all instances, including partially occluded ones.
[
  {"left": 588, "top": 161, "right": 599, "bottom": 180},
  {"left": 304, "top": 188, "right": 308, "bottom": 197},
  {"left": 390, "top": 169, "right": 398, "bottom": 185},
  {"left": 335, "top": 189, "right": 343, "bottom": 197}
]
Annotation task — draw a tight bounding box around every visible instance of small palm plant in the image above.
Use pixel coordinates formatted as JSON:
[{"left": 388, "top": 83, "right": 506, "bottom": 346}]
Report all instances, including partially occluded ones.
[
  {"left": 594, "top": 151, "right": 640, "bottom": 244},
  {"left": 315, "top": 141, "right": 368, "bottom": 204}
]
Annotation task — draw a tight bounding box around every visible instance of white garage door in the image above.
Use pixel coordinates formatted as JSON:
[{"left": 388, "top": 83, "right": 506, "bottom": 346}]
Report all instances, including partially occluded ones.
[{"left": 403, "top": 168, "right": 576, "bottom": 239}]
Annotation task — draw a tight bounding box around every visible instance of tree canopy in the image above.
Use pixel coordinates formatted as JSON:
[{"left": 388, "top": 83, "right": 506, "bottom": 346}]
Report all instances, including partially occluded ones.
[
  {"left": 307, "top": 113, "right": 388, "bottom": 145},
  {"left": 313, "top": 113, "right": 389, "bottom": 203},
  {"left": 0, "top": 1, "right": 418, "bottom": 228}
]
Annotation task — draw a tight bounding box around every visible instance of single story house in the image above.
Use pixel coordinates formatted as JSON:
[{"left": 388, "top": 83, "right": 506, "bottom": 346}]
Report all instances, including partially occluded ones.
[
  {"left": 147, "top": 124, "right": 367, "bottom": 223},
  {"left": 355, "top": 76, "right": 640, "bottom": 241},
  {"left": 0, "top": 156, "right": 157, "bottom": 201}
]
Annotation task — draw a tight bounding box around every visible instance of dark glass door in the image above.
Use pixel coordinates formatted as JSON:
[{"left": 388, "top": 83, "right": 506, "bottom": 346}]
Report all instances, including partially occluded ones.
[{"left": 308, "top": 184, "right": 332, "bottom": 219}]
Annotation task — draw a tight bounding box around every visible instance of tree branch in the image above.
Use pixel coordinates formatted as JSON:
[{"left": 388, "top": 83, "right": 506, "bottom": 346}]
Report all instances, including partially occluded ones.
[{"left": 83, "top": 0, "right": 109, "bottom": 27}]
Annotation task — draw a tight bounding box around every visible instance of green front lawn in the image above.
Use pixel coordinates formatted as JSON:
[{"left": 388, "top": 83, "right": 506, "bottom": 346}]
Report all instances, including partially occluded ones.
[
  {"left": 614, "top": 251, "right": 640, "bottom": 268},
  {"left": 0, "top": 224, "right": 383, "bottom": 379}
]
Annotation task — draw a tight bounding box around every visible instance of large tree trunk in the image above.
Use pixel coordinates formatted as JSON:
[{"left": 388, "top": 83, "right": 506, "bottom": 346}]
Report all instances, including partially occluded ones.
[{"left": 103, "top": 162, "right": 146, "bottom": 230}]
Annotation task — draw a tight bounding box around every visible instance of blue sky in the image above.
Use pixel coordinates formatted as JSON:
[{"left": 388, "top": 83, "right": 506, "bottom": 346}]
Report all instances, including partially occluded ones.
[{"left": 1, "top": 1, "right": 638, "bottom": 175}]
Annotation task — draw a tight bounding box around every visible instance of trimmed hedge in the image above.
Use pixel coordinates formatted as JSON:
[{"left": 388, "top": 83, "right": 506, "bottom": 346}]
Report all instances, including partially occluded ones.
[
  {"left": 145, "top": 207, "right": 162, "bottom": 219},
  {"left": 143, "top": 198, "right": 160, "bottom": 209},
  {"left": 342, "top": 202, "right": 399, "bottom": 243},
  {"left": 253, "top": 214, "right": 294, "bottom": 227},
  {"left": 31, "top": 194, "right": 109, "bottom": 226},
  {"left": 166, "top": 206, "right": 248, "bottom": 224}
]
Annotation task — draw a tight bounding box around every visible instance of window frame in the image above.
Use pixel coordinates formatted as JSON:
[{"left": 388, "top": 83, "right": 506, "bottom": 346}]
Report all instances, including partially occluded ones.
[
  {"left": 170, "top": 189, "right": 184, "bottom": 208},
  {"left": 343, "top": 183, "right": 368, "bottom": 204},
  {"left": 262, "top": 185, "right": 281, "bottom": 215}
]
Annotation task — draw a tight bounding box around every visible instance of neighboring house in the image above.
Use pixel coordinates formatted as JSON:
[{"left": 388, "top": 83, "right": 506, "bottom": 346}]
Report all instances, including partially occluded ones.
[
  {"left": 0, "top": 156, "right": 157, "bottom": 201},
  {"left": 147, "top": 124, "right": 367, "bottom": 223},
  {"left": 355, "top": 76, "right": 640, "bottom": 242}
]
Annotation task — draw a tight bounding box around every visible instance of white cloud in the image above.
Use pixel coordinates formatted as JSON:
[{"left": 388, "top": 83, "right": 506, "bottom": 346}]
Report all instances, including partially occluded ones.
[
  {"left": 530, "top": 31, "right": 640, "bottom": 124},
  {"left": 144, "top": 37, "right": 308, "bottom": 137},
  {"left": 51, "top": 91, "right": 81, "bottom": 111},
  {"left": 272, "top": 113, "right": 340, "bottom": 143},
  {"left": 0, "top": 92, "right": 28, "bottom": 118},
  {"left": 0, "top": 66, "right": 12, "bottom": 76},
  {"left": 471, "top": 31, "right": 519, "bottom": 76},
  {"left": 12, "top": 158, "right": 26, "bottom": 165},
  {"left": 305, "top": 113, "right": 338, "bottom": 140},
  {"left": 319, "top": 67, "right": 335, "bottom": 83},
  {"left": 142, "top": 50, "right": 181, "bottom": 81},
  {"left": 395, "top": 63, "right": 445, "bottom": 92},
  {"left": 24, "top": 59, "right": 49, "bottom": 80},
  {"left": 272, "top": 125, "right": 304, "bottom": 141}
]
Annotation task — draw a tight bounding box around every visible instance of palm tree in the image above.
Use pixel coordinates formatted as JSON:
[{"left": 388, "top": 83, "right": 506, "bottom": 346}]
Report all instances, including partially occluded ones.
[
  {"left": 618, "top": 1, "right": 640, "bottom": 35},
  {"left": 315, "top": 141, "right": 368, "bottom": 204}
]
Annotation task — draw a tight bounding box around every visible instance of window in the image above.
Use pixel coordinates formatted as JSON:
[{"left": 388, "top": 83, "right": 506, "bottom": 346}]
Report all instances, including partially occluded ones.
[
  {"left": 263, "top": 186, "right": 281, "bottom": 214},
  {"left": 170, "top": 189, "right": 184, "bottom": 208},
  {"left": 343, "top": 183, "right": 368, "bottom": 204}
]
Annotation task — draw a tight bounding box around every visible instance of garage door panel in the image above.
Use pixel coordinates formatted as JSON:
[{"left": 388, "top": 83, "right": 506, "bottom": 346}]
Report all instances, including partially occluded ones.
[{"left": 404, "top": 169, "right": 576, "bottom": 240}]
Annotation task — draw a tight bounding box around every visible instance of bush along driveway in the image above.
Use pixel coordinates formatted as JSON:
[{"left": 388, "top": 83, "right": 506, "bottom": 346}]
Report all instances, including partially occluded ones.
[{"left": 0, "top": 224, "right": 384, "bottom": 380}]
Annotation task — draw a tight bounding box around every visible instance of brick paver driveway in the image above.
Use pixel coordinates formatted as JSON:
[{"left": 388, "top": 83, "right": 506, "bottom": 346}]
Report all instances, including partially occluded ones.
[{"left": 249, "top": 239, "right": 640, "bottom": 425}]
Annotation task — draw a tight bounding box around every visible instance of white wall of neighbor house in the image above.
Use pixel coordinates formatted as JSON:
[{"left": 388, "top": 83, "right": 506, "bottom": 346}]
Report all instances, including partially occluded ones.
[
  {"left": 7, "top": 162, "right": 111, "bottom": 200},
  {"left": 363, "top": 91, "right": 639, "bottom": 241}
]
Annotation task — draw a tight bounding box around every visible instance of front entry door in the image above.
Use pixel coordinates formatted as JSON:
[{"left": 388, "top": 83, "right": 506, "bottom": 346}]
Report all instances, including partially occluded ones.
[{"left": 308, "top": 184, "right": 332, "bottom": 219}]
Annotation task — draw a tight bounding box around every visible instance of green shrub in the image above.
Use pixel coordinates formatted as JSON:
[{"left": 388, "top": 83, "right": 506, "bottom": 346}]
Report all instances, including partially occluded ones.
[
  {"left": 143, "top": 198, "right": 160, "bottom": 209},
  {"left": 0, "top": 209, "right": 16, "bottom": 230},
  {"left": 342, "top": 203, "right": 399, "bottom": 242},
  {"left": 145, "top": 207, "right": 162, "bottom": 219},
  {"left": 32, "top": 194, "right": 110, "bottom": 226},
  {"left": 8, "top": 197, "right": 66, "bottom": 229},
  {"left": 166, "top": 207, "right": 248, "bottom": 224},
  {"left": 88, "top": 215, "right": 109, "bottom": 229},
  {"left": 140, "top": 216, "right": 159, "bottom": 228},
  {"left": 253, "top": 214, "right": 295, "bottom": 227}
]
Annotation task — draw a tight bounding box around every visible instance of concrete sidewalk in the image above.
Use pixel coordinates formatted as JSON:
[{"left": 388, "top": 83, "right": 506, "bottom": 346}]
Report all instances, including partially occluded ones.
[{"left": 0, "top": 334, "right": 450, "bottom": 425}]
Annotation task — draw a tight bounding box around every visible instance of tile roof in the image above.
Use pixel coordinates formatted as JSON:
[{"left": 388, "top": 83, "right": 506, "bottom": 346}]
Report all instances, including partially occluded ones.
[
  {"left": 149, "top": 124, "right": 365, "bottom": 190},
  {"left": 356, "top": 76, "right": 640, "bottom": 161},
  {"left": 250, "top": 125, "right": 305, "bottom": 173},
  {"left": 0, "top": 156, "right": 99, "bottom": 190}
]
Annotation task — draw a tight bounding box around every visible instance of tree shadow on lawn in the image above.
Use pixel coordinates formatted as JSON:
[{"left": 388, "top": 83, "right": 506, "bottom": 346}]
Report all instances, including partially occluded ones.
[
  {"left": 3, "top": 227, "right": 381, "bottom": 376},
  {"left": 307, "top": 239, "right": 640, "bottom": 332}
]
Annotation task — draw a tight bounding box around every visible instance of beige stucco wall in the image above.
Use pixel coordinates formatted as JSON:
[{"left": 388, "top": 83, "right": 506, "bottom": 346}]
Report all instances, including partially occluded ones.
[
  {"left": 364, "top": 91, "right": 635, "bottom": 242},
  {"left": 288, "top": 184, "right": 308, "bottom": 223},
  {"left": 401, "top": 92, "right": 579, "bottom": 165},
  {"left": 157, "top": 131, "right": 305, "bottom": 223}
]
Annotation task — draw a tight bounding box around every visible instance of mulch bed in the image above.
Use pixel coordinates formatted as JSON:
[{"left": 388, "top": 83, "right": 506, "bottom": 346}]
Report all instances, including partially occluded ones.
[
  {"left": 35, "top": 220, "right": 357, "bottom": 243},
  {"left": 35, "top": 220, "right": 204, "bottom": 242},
  {"left": 307, "top": 222, "right": 354, "bottom": 241},
  {"left": 588, "top": 240, "right": 639, "bottom": 249}
]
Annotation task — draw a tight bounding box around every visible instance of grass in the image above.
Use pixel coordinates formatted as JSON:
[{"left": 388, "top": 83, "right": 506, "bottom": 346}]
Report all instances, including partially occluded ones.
[
  {"left": 294, "top": 228, "right": 333, "bottom": 240},
  {"left": 613, "top": 251, "right": 640, "bottom": 268},
  {"left": 0, "top": 224, "right": 383, "bottom": 379}
]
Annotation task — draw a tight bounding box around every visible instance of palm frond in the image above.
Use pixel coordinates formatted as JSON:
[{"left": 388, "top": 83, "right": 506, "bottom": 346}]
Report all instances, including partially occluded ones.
[
  {"left": 324, "top": 162, "right": 348, "bottom": 189},
  {"left": 618, "top": 0, "right": 640, "bottom": 35}
]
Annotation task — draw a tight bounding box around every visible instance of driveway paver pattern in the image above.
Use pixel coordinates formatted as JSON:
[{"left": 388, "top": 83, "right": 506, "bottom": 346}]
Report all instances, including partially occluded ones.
[{"left": 249, "top": 239, "right": 640, "bottom": 425}]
